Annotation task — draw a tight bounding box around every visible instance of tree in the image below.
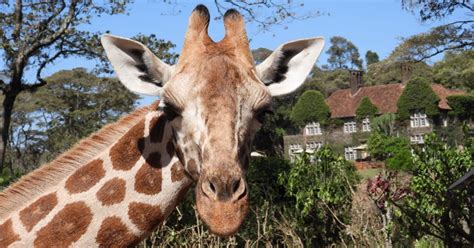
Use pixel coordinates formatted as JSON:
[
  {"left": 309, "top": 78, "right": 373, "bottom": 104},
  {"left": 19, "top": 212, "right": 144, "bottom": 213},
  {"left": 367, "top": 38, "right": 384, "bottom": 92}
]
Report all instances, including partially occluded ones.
[
  {"left": 396, "top": 77, "right": 440, "bottom": 120},
  {"left": 367, "top": 132, "right": 413, "bottom": 171},
  {"left": 447, "top": 94, "right": 474, "bottom": 120},
  {"left": 364, "top": 60, "right": 433, "bottom": 85},
  {"left": 280, "top": 147, "right": 359, "bottom": 246},
  {"left": 395, "top": 0, "right": 473, "bottom": 61},
  {"left": 432, "top": 50, "right": 474, "bottom": 91},
  {"left": 291, "top": 90, "right": 331, "bottom": 126},
  {"left": 0, "top": 1, "right": 322, "bottom": 174},
  {"left": 326, "top": 36, "right": 363, "bottom": 70},
  {"left": 365, "top": 50, "right": 380, "bottom": 67},
  {"left": 356, "top": 97, "right": 378, "bottom": 121},
  {"left": 394, "top": 134, "right": 473, "bottom": 246},
  {"left": 6, "top": 68, "right": 138, "bottom": 171}
]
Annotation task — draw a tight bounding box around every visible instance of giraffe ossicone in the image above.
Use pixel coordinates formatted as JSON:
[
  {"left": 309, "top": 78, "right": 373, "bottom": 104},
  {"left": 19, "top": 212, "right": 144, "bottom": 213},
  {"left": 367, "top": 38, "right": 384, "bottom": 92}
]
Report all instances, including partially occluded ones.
[{"left": 0, "top": 4, "right": 324, "bottom": 246}]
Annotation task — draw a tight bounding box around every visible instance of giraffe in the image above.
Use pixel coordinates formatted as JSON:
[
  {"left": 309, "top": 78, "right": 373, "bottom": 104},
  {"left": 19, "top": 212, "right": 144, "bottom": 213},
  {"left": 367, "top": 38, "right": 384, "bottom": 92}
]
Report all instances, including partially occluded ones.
[{"left": 0, "top": 4, "right": 324, "bottom": 247}]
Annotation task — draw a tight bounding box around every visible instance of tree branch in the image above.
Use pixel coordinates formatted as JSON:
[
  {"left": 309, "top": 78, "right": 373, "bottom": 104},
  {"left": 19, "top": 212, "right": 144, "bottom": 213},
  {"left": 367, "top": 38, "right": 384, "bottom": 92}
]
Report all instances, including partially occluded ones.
[{"left": 12, "top": 0, "right": 23, "bottom": 42}]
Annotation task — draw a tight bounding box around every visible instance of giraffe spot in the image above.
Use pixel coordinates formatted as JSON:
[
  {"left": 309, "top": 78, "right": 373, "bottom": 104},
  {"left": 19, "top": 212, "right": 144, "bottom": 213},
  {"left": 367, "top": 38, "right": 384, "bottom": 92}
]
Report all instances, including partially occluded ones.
[
  {"left": 134, "top": 162, "right": 162, "bottom": 195},
  {"left": 34, "top": 202, "right": 92, "bottom": 247},
  {"left": 0, "top": 219, "right": 20, "bottom": 247},
  {"left": 166, "top": 140, "right": 175, "bottom": 157},
  {"left": 96, "top": 178, "right": 126, "bottom": 206},
  {"left": 96, "top": 216, "right": 139, "bottom": 248},
  {"left": 110, "top": 119, "right": 145, "bottom": 171},
  {"left": 187, "top": 159, "right": 199, "bottom": 180},
  {"left": 19, "top": 192, "right": 58, "bottom": 232},
  {"left": 149, "top": 115, "right": 167, "bottom": 143},
  {"left": 171, "top": 161, "right": 185, "bottom": 183},
  {"left": 144, "top": 151, "right": 161, "bottom": 168},
  {"left": 65, "top": 159, "right": 105, "bottom": 194},
  {"left": 128, "top": 202, "right": 163, "bottom": 232}
]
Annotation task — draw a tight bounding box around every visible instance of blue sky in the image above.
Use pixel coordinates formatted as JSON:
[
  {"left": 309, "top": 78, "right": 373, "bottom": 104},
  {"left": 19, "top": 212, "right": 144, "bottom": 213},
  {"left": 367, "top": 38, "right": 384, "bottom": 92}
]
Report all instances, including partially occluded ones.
[{"left": 38, "top": 0, "right": 468, "bottom": 105}]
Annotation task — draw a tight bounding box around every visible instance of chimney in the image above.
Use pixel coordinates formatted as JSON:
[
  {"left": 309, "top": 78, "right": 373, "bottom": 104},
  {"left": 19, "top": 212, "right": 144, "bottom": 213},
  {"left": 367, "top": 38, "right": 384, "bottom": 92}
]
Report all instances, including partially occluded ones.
[
  {"left": 401, "top": 62, "right": 412, "bottom": 84},
  {"left": 350, "top": 70, "right": 364, "bottom": 96}
]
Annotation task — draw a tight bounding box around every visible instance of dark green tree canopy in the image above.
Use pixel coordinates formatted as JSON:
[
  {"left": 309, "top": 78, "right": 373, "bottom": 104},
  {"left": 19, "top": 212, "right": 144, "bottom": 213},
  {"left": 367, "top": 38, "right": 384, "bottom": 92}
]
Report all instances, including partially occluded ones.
[
  {"left": 446, "top": 94, "right": 474, "bottom": 120},
  {"left": 365, "top": 50, "right": 380, "bottom": 67},
  {"left": 326, "top": 36, "right": 363, "bottom": 70},
  {"left": 291, "top": 90, "right": 330, "bottom": 126},
  {"left": 397, "top": 77, "right": 440, "bottom": 120},
  {"left": 433, "top": 50, "right": 474, "bottom": 91},
  {"left": 356, "top": 97, "right": 379, "bottom": 120}
]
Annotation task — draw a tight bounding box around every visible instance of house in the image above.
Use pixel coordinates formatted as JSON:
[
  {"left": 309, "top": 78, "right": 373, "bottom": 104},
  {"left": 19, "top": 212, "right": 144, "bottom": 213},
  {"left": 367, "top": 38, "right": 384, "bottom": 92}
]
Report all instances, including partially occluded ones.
[{"left": 284, "top": 70, "right": 466, "bottom": 161}]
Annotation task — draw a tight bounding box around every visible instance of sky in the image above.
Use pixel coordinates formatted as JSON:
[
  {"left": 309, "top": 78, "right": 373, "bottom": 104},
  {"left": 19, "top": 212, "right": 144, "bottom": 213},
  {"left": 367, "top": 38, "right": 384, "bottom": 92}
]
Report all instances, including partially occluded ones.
[{"left": 37, "top": 0, "right": 468, "bottom": 105}]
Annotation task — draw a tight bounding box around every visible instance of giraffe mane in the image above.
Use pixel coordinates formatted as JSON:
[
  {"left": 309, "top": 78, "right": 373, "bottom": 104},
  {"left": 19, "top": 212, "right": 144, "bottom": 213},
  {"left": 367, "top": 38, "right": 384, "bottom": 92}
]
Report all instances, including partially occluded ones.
[{"left": 0, "top": 101, "right": 160, "bottom": 220}]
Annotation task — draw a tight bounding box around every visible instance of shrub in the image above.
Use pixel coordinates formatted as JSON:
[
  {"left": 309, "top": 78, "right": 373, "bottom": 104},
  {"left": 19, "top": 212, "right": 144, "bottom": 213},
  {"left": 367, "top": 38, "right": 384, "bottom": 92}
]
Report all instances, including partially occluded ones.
[
  {"left": 446, "top": 94, "right": 474, "bottom": 120},
  {"left": 356, "top": 97, "right": 378, "bottom": 120},
  {"left": 397, "top": 77, "right": 440, "bottom": 120},
  {"left": 291, "top": 90, "right": 331, "bottom": 126}
]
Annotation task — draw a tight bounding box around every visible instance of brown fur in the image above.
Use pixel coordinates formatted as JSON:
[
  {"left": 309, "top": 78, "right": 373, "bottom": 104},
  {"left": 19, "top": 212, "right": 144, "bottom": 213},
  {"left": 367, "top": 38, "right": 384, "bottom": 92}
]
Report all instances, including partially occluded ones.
[
  {"left": 65, "top": 159, "right": 105, "bottom": 194},
  {"left": 96, "top": 178, "right": 126, "bottom": 206},
  {"left": 170, "top": 161, "right": 185, "bottom": 183},
  {"left": 19, "top": 192, "right": 58, "bottom": 232},
  {"left": 96, "top": 216, "right": 139, "bottom": 248},
  {"left": 0, "top": 103, "right": 158, "bottom": 220},
  {"left": 110, "top": 119, "right": 146, "bottom": 171},
  {"left": 0, "top": 219, "right": 20, "bottom": 247},
  {"left": 128, "top": 202, "right": 163, "bottom": 232},
  {"left": 134, "top": 162, "right": 162, "bottom": 195},
  {"left": 34, "top": 202, "right": 93, "bottom": 247}
]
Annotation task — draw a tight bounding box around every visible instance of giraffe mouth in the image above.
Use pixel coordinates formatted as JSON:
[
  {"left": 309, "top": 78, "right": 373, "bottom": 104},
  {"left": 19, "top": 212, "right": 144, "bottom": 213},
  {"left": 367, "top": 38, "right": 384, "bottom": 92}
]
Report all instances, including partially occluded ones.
[{"left": 195, "top": 173, "right": 249, "bottom": 237}]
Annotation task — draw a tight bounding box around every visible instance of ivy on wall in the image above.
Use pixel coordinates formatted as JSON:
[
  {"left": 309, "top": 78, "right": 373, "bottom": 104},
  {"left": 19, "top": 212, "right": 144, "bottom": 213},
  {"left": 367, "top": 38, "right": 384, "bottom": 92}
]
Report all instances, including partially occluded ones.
[
  {"left": 397, "top": 77, "right": 440, "bottom": 120},
  {"left": 447, "top": 94, "right": 474, "bottom": 120},
  {"left": 355, "top": 97, "right": 378, "bottom": 120},
  {"left": 291, "top": 90, "right": 331, "bottom": 126}
]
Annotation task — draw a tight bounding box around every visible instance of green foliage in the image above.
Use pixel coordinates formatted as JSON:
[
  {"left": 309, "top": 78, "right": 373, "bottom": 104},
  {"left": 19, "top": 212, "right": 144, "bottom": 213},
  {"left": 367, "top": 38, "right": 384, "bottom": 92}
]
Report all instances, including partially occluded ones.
[
  {"left": 371, "top": 113, "right": 397, "bottom": 136},
  {"left": 290, "top": 90, "right": 330, "bottom": 126},
  {"left": 326, "top": 36, "right": 363, "bottom": 70},
  {"left": 433, "top": 50, "right": 474, "bottom": 91},
  {"left": 365, "top": 60, "right": 433, "bottom": 85},
  {"left": 305, "top": 68, "right": 351, "bottom": 96},
  {"left": 356, "top": 97, "right": 378, "bottom": 120},
  {"left": 399, "top": 134, "right": 473, "bottom": 246},
  {"left": 367, "top": 132, "right": 413, "bottom": 171},
  {"left": 279, "top": 147, "right": 359, "bottom": 246},
  {"left": 397, "top": 77, "right": 440, "bottom": 120},
  {"left": 8, "top": 68, "right": 138, "bottom": 170},
  {"left": 446, "top": 94, "right": 474, "bottom": 120},
  {"left": 365, "top": 50, "right": 380, "bottom": 67}
]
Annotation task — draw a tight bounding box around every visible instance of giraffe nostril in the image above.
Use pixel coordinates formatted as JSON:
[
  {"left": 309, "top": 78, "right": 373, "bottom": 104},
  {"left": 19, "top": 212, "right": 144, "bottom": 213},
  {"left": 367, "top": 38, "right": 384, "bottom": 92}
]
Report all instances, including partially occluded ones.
[{"left": 209, "top": 181, "right": 216, "bottom": 194}]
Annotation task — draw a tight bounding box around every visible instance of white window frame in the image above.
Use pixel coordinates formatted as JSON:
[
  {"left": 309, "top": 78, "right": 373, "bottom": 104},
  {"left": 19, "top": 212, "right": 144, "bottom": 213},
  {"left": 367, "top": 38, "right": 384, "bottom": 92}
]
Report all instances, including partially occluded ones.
[
  {"left": 362, "top": 117, "right": 371, "bottom": 132},
  {"left": 305, "top": 122, "right": 322, "bottom": 135},
  {"left": 289, "top": 143, "right": 302, "bottom": 155},
  {"left": 410, "top": 134, "right": 424, "bottom": 144},
  {"left": 307, "top": 141, "right": 323, "bottom": 150},
  {"left": 343, "top": 121, "right": 357, "bottom": 133},
  {"left": 344, "top": 146, "right": 357, "bottom": 160},
  {"left": 410, "top": 110, "right": 429, "bottom": 128}
]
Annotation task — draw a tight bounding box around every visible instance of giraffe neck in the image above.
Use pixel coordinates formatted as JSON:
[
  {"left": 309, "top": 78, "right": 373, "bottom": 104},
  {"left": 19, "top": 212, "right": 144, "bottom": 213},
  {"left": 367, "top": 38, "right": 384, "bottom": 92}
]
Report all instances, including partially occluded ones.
[{"left": 0, "top": 102, "right": 192, "bottom": 247}]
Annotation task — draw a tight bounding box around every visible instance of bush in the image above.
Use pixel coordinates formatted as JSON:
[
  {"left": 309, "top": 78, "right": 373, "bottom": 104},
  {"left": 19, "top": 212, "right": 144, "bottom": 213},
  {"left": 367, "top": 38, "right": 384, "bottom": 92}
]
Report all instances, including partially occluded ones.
[
  {"left": 397, "top": 77, "right": 440, "bottom": 120},
  {"left": 356, "top": 97, "right": 378, "bottom": 120},
  {"left": 291, "top": 90, "right": 331, "bottom": 126},
  {"left": 368, "top": 132, "right": 413, "bottom": 171},
  {"left": 446, "top": 94, "right": 474, "bottom": 120}
]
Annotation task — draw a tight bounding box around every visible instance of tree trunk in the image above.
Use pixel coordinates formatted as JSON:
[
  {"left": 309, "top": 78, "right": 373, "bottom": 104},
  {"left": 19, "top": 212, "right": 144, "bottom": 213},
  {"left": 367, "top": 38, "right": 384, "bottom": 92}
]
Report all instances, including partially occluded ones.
[{"left": 0, "top": 92, "right": 18, "bottom": 173}]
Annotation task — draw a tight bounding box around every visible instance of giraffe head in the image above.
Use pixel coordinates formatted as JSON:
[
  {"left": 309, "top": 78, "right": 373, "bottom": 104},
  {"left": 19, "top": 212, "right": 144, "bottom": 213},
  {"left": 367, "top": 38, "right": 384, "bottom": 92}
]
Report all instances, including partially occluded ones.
[{"left": 101, "top": 5, "right": 324, "bottom": 237}]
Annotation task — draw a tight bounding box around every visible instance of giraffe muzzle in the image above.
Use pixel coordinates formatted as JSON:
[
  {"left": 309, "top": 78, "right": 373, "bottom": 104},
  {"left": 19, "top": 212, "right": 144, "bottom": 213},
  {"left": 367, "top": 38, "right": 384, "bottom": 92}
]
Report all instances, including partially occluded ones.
[{"left": 195, "top": 172, "right": 249, "bottom": 237}]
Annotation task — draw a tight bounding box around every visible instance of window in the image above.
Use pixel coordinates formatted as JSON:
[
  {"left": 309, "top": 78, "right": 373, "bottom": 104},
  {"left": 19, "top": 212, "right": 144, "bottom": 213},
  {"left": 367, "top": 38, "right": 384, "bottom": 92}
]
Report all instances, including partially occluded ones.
[
  {"left": 344, "top": 147, "right": 357, "bottom": 160},
  {"left": 307, "top": 141, "right": 323, "bottom": 150},
  {"left": 362, "top": 117, "right": 371, "bottom": 132},
  {"left": 289, "top": 143, "right": 302, "bottom": 155},
  {"left": 410, "top": 110, "right": 429, "bottom": 128},
  {"left": 410, "top": 134, "right": 424, "bottom": 144},
  {"left": 344, "top": 121, "right": 357, "bottom": 133},
  {"left": 305, "top": 122, "right": 322, "bottom": 135}
]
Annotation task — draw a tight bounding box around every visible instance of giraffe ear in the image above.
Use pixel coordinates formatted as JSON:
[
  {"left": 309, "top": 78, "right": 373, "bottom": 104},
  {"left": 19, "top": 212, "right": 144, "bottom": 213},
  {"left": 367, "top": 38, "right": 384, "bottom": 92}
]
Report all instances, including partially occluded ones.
[
  {"left": 256, "top": 38, "right": 324, "bottom": 97},
  {"left": 101, "top": 34, "right": 174, "bottom": 96}
]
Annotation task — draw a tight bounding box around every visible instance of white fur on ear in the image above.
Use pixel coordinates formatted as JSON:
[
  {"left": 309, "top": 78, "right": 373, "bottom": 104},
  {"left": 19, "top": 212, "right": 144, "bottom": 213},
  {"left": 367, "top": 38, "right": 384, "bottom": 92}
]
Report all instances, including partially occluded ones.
[
  {"left": 256, "top": 38, "right": 324, "bottom": 96},
  {"left": 101, "top": 34, "right": 174, "bottom": 96}
]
